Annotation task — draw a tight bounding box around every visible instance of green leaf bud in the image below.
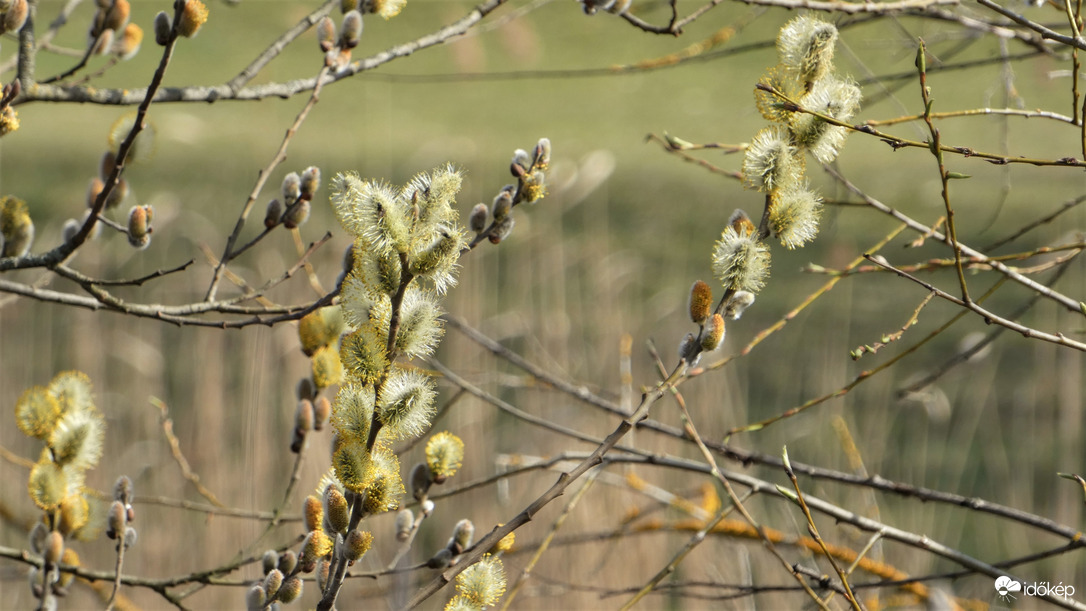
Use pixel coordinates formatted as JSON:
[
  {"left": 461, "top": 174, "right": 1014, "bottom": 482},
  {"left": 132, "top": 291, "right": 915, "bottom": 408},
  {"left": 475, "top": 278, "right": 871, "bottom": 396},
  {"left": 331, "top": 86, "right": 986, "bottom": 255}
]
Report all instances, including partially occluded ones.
[
  {"left": 469, "top": 203, "right": 488, "bottom": 233},
  {"left": 317, "top": 16, "right": 336, "bottom": 52},
  {"left": 687, "top": 280, "right": 712, "bottom": 324},
  {"left": 153, "top": 11, "right": 171, "bottom": 45},
  {"left": 340, "top": 10, "right": 362, "bottom": 49},
  {"left": 343, "top": 529, "right": 373, "bottom": 563},
  {"left": 425, "top": 431, "right": 464, "bottom": 483},
  {"left": 322, "top": 484, "right": 349, "bottom": 534}
]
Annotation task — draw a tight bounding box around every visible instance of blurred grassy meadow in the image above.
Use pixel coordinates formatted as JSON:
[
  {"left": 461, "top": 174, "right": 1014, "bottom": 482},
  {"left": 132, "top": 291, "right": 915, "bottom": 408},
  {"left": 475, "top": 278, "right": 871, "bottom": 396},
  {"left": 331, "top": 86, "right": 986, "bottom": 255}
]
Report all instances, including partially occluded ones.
[{"left": 1, "top": 0, "right": 1085, "bottom": 608}]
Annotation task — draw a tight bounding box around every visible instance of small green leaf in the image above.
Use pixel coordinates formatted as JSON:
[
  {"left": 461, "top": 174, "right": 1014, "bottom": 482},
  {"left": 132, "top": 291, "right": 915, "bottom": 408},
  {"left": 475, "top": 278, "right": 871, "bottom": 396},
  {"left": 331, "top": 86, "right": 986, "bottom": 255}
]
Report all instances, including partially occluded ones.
[{"left": 946, "top": 172, "right": 972, "bottom": 179}]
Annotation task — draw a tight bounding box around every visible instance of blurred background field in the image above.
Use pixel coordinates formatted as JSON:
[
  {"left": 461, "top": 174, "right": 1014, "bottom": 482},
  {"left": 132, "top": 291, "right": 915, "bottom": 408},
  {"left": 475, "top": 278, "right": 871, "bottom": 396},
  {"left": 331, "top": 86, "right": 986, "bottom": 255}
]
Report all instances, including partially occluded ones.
[{"left": 1, "top": 0, "right": 1085, "bottom": 608}]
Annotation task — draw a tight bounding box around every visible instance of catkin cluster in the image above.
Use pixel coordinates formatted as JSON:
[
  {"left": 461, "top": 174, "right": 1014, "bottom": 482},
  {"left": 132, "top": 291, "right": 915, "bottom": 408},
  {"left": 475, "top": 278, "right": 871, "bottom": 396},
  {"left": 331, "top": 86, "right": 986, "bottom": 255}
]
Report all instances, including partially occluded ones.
[
  {"left": 15, "top": 371, "right": 108, "bottom": 602},
  {"left": 742, "top": 14, "right": 862, "bottom": 251}
]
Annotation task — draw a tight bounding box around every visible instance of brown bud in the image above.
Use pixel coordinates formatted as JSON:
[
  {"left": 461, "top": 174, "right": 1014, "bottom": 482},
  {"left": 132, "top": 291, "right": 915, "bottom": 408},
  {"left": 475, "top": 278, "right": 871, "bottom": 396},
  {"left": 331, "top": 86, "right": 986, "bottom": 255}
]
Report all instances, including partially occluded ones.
[
  {"left": 313, "top": 396, "right": 331, "bottom": 431},
  {"left": 263, "top": 199, "right": 282, "bottom": 229},
  {"left": 339, "top": 10, "right": 362, "bottom": 49},
  {"left": 469, "top": 203, "right": 488, "bottom": 233},
  {"left": 317, "top": 16, "right": 336, "bottom": 52},
  {"left": 688, "top": 280, "right": 712, "bottom": 324}
]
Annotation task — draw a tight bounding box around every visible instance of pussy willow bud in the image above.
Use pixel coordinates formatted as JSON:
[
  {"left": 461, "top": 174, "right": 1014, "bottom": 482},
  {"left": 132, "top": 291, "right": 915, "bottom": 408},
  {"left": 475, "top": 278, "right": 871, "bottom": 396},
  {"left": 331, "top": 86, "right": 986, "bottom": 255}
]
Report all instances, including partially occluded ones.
[
  {"left": 425, "top": 432, "right": 464, "bottom": 483},
  {"left": 86, "top": 178, "right": 104, "bottom": 209},
  {"left": 127, "top": 205, "right": 152, "bottom": 249},
  {"left": 100, "top": 0, "right": 130, "bottom": 34},
  {"left": 30, "top": 522, "right": 48, "bottom": 554},
  {"left": 701, "top": 314, "right": 725, "bottom": 352},
  {"left": 777, "top": 15, "right": 838, "bottom": 88},
  {"left": 123, "top": 527, "right": 138, "bottom": 549},
  {"left": 679, "top": 332, "right": 699, "bottom": 364},
  {"left": 99, "top": 150, "right": 116, "bottom": 181},
  {"left": 44, "top": 531, "right": 64, "bottom": 565},
  {"left": 114, "top": 23, "right": 142, "bottom": 60},
  {"left": 301, "top": 530, "right": 333, "bottom": 565},
  {"left": 450, "top": 519, "right": 474, "bottom": 554},
  {"left": 395, "top": 509, "right": 413, "bottom": 541},
  {"left": 410, "top": 462, "right": 432, "bottom": 501},
  {"left": 469, "top": 203, "right": 488, "bottom": 233},
  {"left": 427, "top": 547, "right": 453, "bottom": 569},
  {"left": 105, "top": 178, "right": 129, "bottom": 210},
  {"left": 491, "top": 527, "right": 515, "bottom": 554},
  {"left": 725, "top": 291, "right": 756, "bottom": 320},
  {"left": 0, "top": 195, "right": 33, "bottom": 257},
  {"left": 295, "top": 399, "right": 314, "bottom": 434},
  {"left": 316, "top": 557, "right": 331, "bottom": 591},
  {"left": 491, "top": 190, "right": 512, "bottom": 221},
  {"left": 533, "top": 137, "right": 551, "bottom": 169},
  {"left": 511, "top": 149, "right": 532, "bottom": 173},
  {"left": 488, "top": 216, "right": 514, "bottom": 244},
  {"left": 313, "top": 395, "right": 331, "bottom": 431},
  {"left": 1, "top": 0, "right": 28, "bottom": 34},
  {"left": 282, "top": 200, "right": 310, "bottom": 229},
  {"left": 263, "top": 569, "right": 283, "bottom": 599},
  {"left": 340, "top": 10, "right": 362, "bottom": 49},
  {"left": 276, "top": 550, "right": 297, "bottom": 575},
  {"left": 264, "top": 199, "right": 282, "bottom": 229},
  {"left": 300, "top": 166, "right": 321, "bottom": 199},
  {"left": 281, "top": 172, "right": 301, "bottom": 205},
  {"left": 421, "top": 499, "right": 434, "bottom": 516},
  {"left": 153, "top": 11, "right": 171, "bottom": 45},
  {"left": 245, "top": 584, "right": 266, "bottom": 611},
  {"left": 341, "top": 0, "right": 358, "bottom": 11},
  {"left": 261, "top": 550, "right": 279, "bottom": 575},
  {"left": 317, "top": 16, "right": 336, "bottom": 52},
  {"left": 113, "top": 475, "right": 133, "bottom": 504},
  {"left": 296, "top": 377, "right": 316, "bottom": 401},
  {"left": 687, "top": 280, "right": 712, "bottom": 324},
  {"left": 106, "top": 500, "right": 126, "bottom": 539},
  {"left": 278, "top": 577, "right": 303, "bottom": 603},
  {"left": 58, "top": 548, "right": 79, "bottom": 589}
]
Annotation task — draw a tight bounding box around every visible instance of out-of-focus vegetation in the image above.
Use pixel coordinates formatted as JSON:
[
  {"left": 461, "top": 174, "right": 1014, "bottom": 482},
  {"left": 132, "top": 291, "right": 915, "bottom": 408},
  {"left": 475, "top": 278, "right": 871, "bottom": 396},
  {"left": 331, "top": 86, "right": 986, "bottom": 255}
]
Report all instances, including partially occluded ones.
[{"left": 1, "top": 0, "right": 1084, "bottom": 608}]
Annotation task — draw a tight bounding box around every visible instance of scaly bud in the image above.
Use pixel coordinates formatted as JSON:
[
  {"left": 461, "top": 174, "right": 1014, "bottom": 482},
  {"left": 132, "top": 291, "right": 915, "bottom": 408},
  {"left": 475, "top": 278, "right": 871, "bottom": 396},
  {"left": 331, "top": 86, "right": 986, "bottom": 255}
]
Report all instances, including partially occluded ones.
[{"left": 488, "top": 216, "right": 514, "bottom": 244}]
